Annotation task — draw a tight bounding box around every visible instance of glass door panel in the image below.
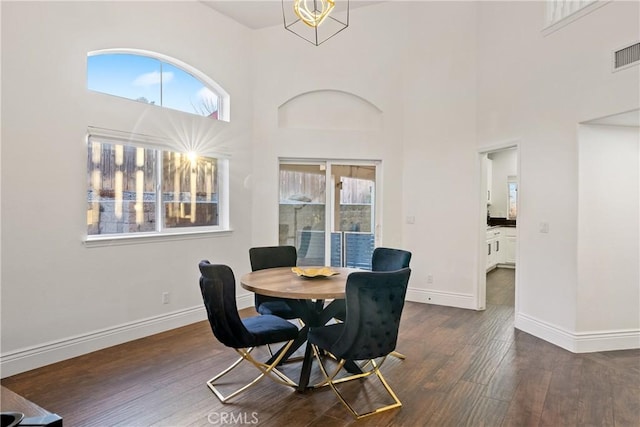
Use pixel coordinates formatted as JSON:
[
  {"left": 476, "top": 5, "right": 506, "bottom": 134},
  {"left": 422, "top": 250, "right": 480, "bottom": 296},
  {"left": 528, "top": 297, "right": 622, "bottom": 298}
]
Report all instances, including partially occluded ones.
[
  {"left": 330, "top": 164, "right": 376, "bottom": 270},
  {"left": 278, "top": 163, "right": 326, "bottom": 266}
]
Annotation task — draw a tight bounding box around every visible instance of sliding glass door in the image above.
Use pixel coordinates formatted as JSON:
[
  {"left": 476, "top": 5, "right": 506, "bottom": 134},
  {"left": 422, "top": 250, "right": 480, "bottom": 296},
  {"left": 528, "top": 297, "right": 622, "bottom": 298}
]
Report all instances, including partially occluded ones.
[
  {"left": 279, "top": 163, "right": 327, "bottom": 266},
  {"left": 279, "top": 160, "right": 379, "bottom": 269}
]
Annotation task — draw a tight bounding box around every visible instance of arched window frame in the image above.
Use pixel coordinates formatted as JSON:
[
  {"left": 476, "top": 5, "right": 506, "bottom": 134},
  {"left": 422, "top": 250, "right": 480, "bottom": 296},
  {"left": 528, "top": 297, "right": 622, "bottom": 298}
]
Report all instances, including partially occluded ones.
[{"left": 87, "top": 48, "right": 230, "bottom": 122}]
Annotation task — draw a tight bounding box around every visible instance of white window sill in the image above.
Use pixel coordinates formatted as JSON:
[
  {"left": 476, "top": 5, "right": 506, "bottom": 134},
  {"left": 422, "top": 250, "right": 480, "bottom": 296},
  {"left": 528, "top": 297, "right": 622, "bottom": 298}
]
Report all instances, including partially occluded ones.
[{"left": 84, "top": 229, "right": 233, "bottom": 248}]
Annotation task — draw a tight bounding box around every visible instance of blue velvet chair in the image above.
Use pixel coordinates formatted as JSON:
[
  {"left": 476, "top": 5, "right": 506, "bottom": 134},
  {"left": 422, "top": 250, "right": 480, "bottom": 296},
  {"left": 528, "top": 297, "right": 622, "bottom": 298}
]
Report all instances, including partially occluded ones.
[
  {"left": 371, "top": 247, "right": 412, "bottom": 272},
  {"left": 307, "top": 268, "right": 411, "bottom": 419},
  {"left": 249, "top": 246, "right": 305, "bottom": 320},
  {"left": 198, "top": 261, "right": 299, "bottom": 402},
  {"left": 332, "top": 247, "right": 412, "bottom": 360}
]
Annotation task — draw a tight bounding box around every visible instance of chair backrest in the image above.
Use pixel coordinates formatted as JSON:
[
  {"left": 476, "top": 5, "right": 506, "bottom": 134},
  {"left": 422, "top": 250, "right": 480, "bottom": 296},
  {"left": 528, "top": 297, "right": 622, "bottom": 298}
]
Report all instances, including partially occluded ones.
[
  {"left": 249, "top": 246, "right": 297, "bottom": 271},
  {"left": 371, "top": 247, "right": 412, "bottom": 272},
  {"left": 332, "top": 268, "right": 411, "bottom": 360},
  {"left": 198, "top": 261, "right": 254, "bottom": 349}
]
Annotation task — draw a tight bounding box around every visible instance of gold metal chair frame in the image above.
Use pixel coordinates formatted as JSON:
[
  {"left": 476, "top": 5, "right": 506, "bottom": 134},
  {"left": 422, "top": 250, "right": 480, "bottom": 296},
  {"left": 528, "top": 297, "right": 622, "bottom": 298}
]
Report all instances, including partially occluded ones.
[
  {"left": 265, "top": 318, "right": 306, "bottom": 363},
  {"left": 207, "top": 340, "right": 297, "bottom": 403},
  {"left": 390, "top": 350, "right": 407, "bottom": 360},
  {"left": 310, "top": 345, "right": 402, "bottom": 419}
]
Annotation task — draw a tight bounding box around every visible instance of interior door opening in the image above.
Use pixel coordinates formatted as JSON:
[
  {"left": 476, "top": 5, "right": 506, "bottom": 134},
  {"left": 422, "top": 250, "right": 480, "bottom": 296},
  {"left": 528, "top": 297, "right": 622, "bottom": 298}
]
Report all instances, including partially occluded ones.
[{"left": 478, "top": 145, "right": 519, "bottom": 311}]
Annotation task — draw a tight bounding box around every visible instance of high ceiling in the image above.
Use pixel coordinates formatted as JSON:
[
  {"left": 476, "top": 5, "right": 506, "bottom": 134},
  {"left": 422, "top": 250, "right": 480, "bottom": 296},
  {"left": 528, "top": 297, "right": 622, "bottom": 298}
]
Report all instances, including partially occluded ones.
[
  {"left": 199, "top": 1, "right": 640, "bottom": 127},
  {"left": 200, "top": 0, "right": 383, "bottom": 30}
]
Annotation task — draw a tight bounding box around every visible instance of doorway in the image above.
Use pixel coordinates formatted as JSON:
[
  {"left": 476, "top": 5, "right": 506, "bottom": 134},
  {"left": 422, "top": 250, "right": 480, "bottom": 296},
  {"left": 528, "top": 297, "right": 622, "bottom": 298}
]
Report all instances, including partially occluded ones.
[
  {"left": 278, "top": 160, "right": 380, "bottom": 269},
  {"left": 478, "top": 145, "right": 519, "bottom": 310}
]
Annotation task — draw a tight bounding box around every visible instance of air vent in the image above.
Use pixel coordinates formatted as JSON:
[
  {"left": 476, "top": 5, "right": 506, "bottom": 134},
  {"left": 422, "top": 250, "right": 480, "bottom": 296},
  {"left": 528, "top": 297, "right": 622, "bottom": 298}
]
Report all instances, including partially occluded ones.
[{"left": 613, "top": 42, "right": 640, "bottom": 71}]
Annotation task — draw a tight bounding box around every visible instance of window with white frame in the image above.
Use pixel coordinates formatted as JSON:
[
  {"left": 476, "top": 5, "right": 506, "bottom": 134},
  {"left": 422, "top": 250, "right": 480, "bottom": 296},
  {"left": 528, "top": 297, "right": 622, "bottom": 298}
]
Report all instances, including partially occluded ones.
[
  {"left": 87, "top": 49, "right": 229, "bottom": 121},
  {"left": 87, "top": 132, "right": 227, "bottom": 237}
]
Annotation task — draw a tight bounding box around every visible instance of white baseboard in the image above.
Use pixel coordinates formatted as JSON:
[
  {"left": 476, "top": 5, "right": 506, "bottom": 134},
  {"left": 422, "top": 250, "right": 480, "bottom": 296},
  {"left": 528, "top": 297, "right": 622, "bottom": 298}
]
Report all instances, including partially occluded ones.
[
  {"left": 406, "top": 287, "right": 476, "bottom": 310},
  {"left": 1, "top": 306, "right": 207, "bottom": 378},
  {"left": 515, "top": 312, "right": 640, "bottom": 353},
  {"left": 236, "top": 293, "right": 254, "bottom": 310},
  {"left": 7, "top": 295, "right": 635, "bottom": 378},
  {"left": 573, "top": 329, "right": 640, "bottom": 353}
]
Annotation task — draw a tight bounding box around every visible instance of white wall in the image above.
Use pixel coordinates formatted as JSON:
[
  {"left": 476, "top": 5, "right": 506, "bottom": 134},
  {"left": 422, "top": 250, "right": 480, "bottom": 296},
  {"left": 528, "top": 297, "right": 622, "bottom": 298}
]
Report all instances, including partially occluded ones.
[
  {"left": 250, "top": 1, "right": 479, "bottom": 308},
  {"left": 577, "top": 124, "right": 639, "bottom": 350},
  {"left": 402, "top": 1, "right": 479, "bottom": 307},
  {"left": 250, "top": 2, "right": 407, "bottom": 248},
  {"left": 476, "top": 0, "right": 640, "bottom": 350},
  {"left": 2, "top": 0, "right": 639, "bottom": 377},
  {"left": 1, "top": 1, "right": 254, "bottom": 376}
]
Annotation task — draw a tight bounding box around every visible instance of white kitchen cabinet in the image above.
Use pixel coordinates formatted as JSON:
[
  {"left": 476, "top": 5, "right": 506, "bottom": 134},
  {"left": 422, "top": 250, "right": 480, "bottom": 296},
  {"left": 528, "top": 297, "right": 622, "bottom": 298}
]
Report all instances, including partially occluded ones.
[
  {"left": 501, "top": 227, "right": 516, "bottom": 265},
  {"left": 486, "top": 157, "right": 493, "bottom": 205},
  {"left": 486, "top": 228, "right": 501, "bottom": 271}
]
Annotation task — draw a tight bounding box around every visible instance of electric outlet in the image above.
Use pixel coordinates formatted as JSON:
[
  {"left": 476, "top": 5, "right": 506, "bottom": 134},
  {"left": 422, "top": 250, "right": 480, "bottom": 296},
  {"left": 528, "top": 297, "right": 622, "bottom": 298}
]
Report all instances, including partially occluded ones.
[
  {"left": 427, "top": 274, "right": 433, "bottom": 284},
  {"left": 539, "top": 222, "right": 550, "bottom": 233},
  {"left": 162, "top": 292, "right": 170, "bottom": 304}
]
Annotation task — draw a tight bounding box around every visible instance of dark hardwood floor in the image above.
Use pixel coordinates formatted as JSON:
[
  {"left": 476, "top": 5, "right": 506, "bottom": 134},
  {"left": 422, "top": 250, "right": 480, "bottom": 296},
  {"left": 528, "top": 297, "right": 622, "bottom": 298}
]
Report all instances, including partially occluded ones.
[{"left": 2, "top": 268, "right": 639, "bottom": 426}]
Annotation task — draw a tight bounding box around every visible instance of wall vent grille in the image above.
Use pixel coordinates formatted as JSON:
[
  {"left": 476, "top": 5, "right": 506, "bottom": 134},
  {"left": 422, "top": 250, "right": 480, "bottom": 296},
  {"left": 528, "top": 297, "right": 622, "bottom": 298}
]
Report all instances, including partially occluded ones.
[{"left": 614, "top": 42, "right": 640, "bottom": 71}]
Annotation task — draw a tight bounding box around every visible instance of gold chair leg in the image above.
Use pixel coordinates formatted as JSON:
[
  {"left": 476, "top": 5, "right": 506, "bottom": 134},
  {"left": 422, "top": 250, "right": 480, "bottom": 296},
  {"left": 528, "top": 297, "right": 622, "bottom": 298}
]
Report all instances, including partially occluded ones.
[
  {"left": 310, "top": 346, "right": 374, "bottom": 389},
  {"left": 390, "top": 350, "right": 406, "bottom": 360},
  {"left": 206, "top": 340, "right": 297, "bottom": 403},
  {"left": 311, "top": 346, "right": 402, "bottom": 419}
]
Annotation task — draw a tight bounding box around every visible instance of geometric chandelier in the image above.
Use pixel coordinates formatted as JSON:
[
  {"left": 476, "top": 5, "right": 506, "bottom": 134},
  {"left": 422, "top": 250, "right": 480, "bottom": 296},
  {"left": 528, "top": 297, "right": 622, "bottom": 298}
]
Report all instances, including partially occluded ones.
[{"left": 282, "top": 0, "right": 349, "bottom": 46}]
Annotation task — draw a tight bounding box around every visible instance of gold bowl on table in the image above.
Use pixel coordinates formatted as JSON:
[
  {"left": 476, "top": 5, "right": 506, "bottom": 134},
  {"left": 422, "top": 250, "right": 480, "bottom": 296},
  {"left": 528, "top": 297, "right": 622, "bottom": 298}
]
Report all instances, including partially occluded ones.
[{"left": 291, "top": 267, "right": 339, "bottom": 278}]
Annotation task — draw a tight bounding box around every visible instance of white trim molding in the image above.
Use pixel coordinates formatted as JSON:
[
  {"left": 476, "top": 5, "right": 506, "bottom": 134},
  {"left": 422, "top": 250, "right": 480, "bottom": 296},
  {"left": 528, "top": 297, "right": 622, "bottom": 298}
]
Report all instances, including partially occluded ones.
[
  {"left": 406, "top": 287, "right": 476, "bottom": 310},
  {"left": 236, "top": 293, "right": 254, "bottom": 310},
  {"left": 543, "top": 0, "right": 611, "bottom": 36},
  {"left": 0, "top": 306, "right": 207, "bottom": 378},
  {"left": 515, "top": 312, "right": 640, "bottom": 353}
]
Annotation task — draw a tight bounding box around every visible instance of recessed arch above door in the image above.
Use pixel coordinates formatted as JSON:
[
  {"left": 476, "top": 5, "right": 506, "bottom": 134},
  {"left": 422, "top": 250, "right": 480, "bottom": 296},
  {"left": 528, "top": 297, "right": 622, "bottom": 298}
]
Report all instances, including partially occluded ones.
[{"left": 278, "top": 89, "right": 382, "bottom": 131}]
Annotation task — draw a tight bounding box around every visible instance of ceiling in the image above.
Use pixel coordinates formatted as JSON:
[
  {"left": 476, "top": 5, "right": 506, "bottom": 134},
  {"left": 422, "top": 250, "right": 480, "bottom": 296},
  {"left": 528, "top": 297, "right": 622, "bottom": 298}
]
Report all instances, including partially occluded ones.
[
  {"left": 199, "top": 0, "right": 640, "bottom": 128},
  {"left": 200, "top": 0, "right": 383, "bottom": 30}
]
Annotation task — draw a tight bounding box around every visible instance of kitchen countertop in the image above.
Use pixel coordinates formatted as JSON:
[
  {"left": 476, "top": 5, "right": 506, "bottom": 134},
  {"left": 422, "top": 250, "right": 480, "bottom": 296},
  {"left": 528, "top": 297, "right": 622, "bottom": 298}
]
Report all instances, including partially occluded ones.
[{"left": 487, "top": 217, "right": 516, "bottom": 227}]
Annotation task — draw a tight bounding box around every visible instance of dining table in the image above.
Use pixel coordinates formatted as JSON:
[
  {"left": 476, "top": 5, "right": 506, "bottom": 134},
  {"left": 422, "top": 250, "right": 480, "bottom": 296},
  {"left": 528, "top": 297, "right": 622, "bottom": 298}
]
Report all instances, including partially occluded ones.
[{"left": 240, "top": 266, "right": 361, "bottom": 391}]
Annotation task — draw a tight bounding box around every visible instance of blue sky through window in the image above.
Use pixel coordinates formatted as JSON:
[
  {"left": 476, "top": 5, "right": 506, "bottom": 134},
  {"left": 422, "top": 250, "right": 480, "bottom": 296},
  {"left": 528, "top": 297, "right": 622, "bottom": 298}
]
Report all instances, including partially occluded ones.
[{"left": 87, "top": 53, "right": 219, "bottom": 118}]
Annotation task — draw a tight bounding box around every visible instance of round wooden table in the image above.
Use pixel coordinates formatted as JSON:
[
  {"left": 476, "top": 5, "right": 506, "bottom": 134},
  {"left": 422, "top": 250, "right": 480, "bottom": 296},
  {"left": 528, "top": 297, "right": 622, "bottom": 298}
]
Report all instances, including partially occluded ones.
[
  {"left": 240, "top": 266, "right": 362, "bottom": 391},
  {"left": 240, "top": 266, "right": 360, "bottom": 300}
]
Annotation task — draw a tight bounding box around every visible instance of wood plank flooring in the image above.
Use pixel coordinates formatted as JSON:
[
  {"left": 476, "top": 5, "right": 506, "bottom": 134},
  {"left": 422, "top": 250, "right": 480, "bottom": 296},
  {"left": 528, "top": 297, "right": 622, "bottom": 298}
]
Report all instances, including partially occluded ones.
[{"left": 2, "top": 268, "right": 639, "bottom": 426}]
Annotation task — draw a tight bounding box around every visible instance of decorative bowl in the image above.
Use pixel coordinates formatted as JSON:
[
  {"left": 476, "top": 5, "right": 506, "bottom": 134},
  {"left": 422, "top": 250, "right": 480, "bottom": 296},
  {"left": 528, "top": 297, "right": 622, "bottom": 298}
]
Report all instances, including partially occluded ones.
[{"left": 291, "top": 267, "right": 339, "bottom": 278}]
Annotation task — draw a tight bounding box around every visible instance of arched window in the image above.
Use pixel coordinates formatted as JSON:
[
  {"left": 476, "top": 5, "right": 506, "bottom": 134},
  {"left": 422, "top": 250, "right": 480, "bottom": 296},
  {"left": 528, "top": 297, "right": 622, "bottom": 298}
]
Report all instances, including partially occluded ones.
[{"left": 87, "top": 49, "right": 229, "bottom": 121}]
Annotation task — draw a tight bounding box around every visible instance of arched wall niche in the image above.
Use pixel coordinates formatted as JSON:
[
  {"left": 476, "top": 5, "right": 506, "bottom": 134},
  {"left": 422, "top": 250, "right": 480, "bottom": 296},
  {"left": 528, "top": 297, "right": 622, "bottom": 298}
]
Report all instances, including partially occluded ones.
[{"left": 278, "top": 89, "right": 383, "bottom": 131}]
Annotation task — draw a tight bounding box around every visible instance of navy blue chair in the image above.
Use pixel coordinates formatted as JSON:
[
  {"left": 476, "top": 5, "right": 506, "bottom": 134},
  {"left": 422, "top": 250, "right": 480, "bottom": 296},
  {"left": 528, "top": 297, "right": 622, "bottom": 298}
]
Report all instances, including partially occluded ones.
[
  {"left": 370, "top": 247, "right": 412, "bottom": 360},
  {"left": 371, "top": 247, "right": 412, "bottom": 272},
  {"left": 332, "top": 247, "right": 412, "bottom": 360},
  {"left": 334, "top": 248, "right": 412, "bottom": 322},
  {"left": 308, "top": 268, "right": 411, "bottom": 419},
  {"left": 198, "top": 261, "right": 299, "bottom": 402},
  {"left": 249, "top": 246, "right": 305, "bottom": 320}
]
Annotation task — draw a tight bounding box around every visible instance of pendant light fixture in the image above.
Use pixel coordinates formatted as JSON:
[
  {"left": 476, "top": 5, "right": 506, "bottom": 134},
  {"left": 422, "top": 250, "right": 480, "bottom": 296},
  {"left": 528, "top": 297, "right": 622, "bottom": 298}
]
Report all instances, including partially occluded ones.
[
  {"left": 283, "top": 0, "right": 349, "bottom": 46},
  {"left": 295, "top": 0, "right": 334, "bottom": 27}
]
